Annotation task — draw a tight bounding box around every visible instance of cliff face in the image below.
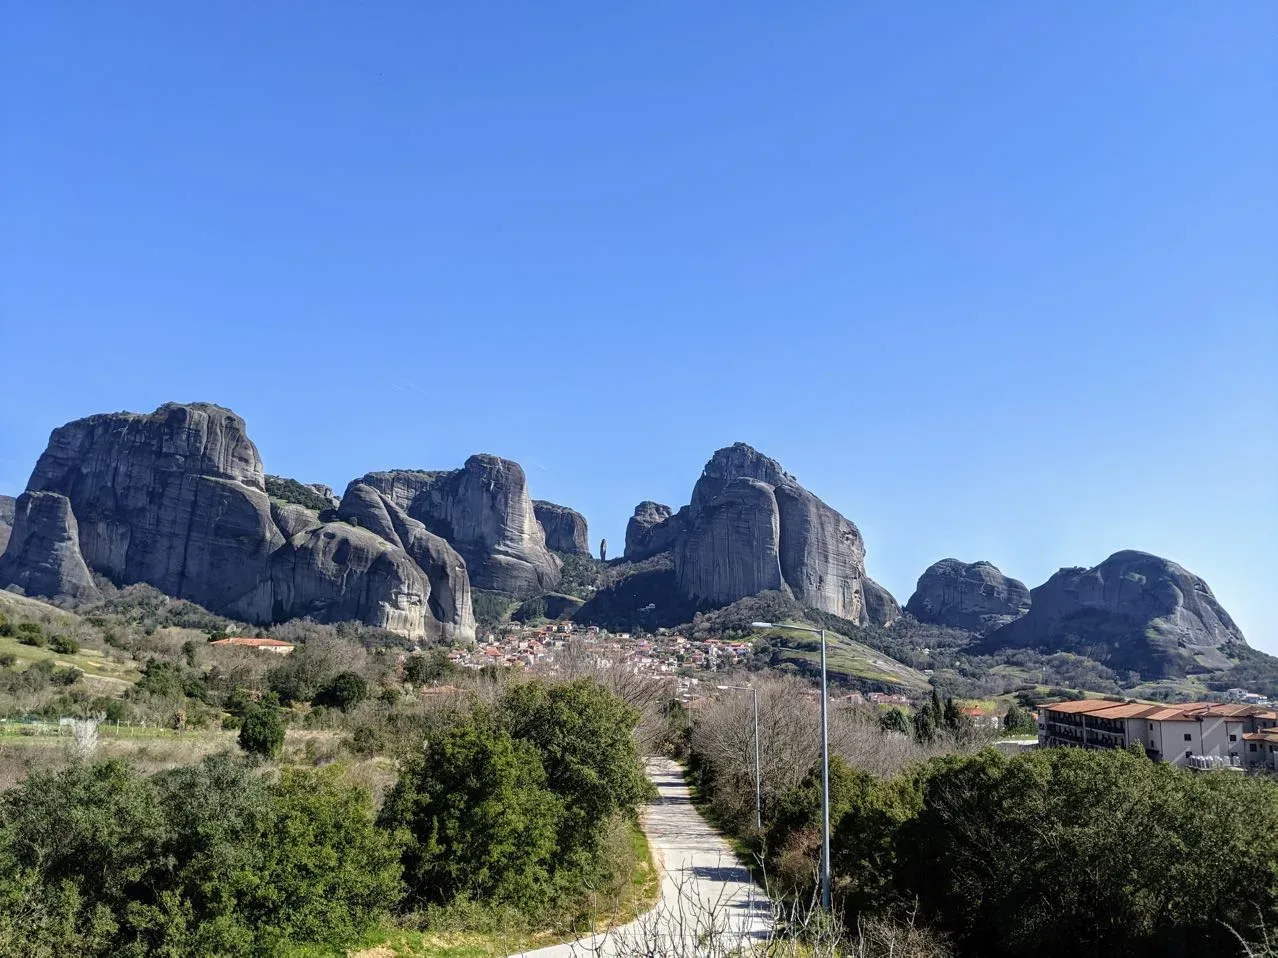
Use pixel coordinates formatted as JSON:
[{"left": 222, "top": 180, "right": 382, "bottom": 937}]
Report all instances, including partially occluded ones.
[
  {"left": 533, "top": 500, "right": 590, "bottom": 557},
  {"left": 623, "top": 502, "right": 688, "bottom": 561},
  {"left": 362, "top": 456, "right": 561, "bottom": 598},
  {"left": 984, "top": 550, "right": 1245, "bottom": 676},
  {"left": 0, "top": 491, "right": 101, "bottom": 603},
  {"left": 0, "top": 495, "right": 15, "bottom": 555},
  {"left": 665, "top": 443, "right": 889, "bottom": 623},
  {"left": 0, "top": 404, "right": 475, "bottom": 642},
  {"left": 905, "top": 559, "right": 1031, "bottom": 634}
]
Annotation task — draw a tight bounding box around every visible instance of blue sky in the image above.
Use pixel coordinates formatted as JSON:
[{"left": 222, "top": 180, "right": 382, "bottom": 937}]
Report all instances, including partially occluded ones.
[{"left": 2, "top": 4, "right": 1275, "bottom": 652}]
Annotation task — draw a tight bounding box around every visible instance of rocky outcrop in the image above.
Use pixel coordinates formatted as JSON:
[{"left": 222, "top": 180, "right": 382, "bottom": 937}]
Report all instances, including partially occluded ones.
[
  {"left": 676, "top": 478, "right": 786, "bottom": 606},
  {"left": 0, "top": 492, "right": 101, "bottom": 602},
  {"left": 362, "top": 456, "right": 560, "bottom": 598},
  {"left": 0, "top": 495, "right": 14, "bottom": 555},
  {"left": 624, "top": 502, "right": 689, "bottom": 561},
  {"left": 905, "top": 559, "right": 1031, "bottom": 634},
  {"left": 308, "top": 483, "right": 341, "bottom": 509},
  {"left": 983, "top": 551, "right": 1246, "bottom": 677},
  {"left": 338, "top": 480, "right": 475, "bottom": 643},
  {"left": 672, "top": 445, "right": 875, "bottom": 621},
  {"left": 0, "top": 403, "right": 475, "bottom": 642},
  {"left": 863, "top": 576, "right": 901, "bottom": 627},
  {"left": 533, "top": 501, "right": 590, "bottom": 557},
  {"left": 668, "top": 444, "right": 881, "bottom": 622}
]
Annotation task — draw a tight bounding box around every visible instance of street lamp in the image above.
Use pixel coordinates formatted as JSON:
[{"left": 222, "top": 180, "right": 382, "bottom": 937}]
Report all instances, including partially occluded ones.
[
  {"left": 752, "top": 620, "right": 831, "bottom": 912},
  {"left": 716, "top": 684, "right": 761, "bottom": 831}
]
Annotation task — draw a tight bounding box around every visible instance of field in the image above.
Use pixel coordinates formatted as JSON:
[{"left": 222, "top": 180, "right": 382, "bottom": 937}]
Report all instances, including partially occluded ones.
[{"left": 762, "top": 624, "right": 931, "bottom": 692}]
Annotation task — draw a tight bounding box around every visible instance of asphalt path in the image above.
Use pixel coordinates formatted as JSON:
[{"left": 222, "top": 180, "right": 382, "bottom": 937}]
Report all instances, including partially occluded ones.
[{"left": 513, "top": 757, "right": 771, "bottom": 957}]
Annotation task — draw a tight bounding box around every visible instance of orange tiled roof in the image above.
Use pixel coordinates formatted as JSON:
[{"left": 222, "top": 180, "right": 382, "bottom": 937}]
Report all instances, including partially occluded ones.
[{"left": 1045, "top": 698, "right": 1275, "bottom": 724}]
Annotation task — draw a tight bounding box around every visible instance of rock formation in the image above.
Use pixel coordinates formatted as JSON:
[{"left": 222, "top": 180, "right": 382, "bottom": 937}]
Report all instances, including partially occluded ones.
[
  {"left": 0, "top": 494, "right": 14, "bottom": 555},
  {"left": 905, "top": 559, "right": 1031, "bottom": 634},
  {"left": 676, "top": 478, "right": 787, "bottom": 606},
  {"left": 983, "top": 550, "right": 1246, "bottom": 677},
  {"left": 533, "top": 500, "right": 590, "bottom": 557},
  {"left": 623, "top": 502, "right": 689, "bottom": 561},
  {"left": 0, "top": 491, "right": 101, "bottom": 603},
  {"left": 673, "top": 445, "right": 876, "bottom": 621},
  {"left": 360, "top": 456, "right": 561, "bottom": 598},
  {"left": 616, "top": 443, "right": 886, "bottom": 623},
  {"left": 863, "top": 576, "right": 902, "bottom": 627},
  {"left": 0, "top": 403, "right": 475, "bottom": 642}
]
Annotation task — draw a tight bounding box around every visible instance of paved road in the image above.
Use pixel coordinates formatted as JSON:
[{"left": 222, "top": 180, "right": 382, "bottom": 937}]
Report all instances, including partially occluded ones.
[{"left": 514, "top": 757, "right": 771, "bottom": 958}]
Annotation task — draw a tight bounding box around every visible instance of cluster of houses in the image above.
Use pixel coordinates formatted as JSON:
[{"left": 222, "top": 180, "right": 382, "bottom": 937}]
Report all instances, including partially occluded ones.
[{"left": 438, "top": 623, "right": 757, "bottom": 678}]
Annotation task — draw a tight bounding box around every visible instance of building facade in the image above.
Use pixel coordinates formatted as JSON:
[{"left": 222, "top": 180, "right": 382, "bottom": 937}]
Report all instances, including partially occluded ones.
[{"left": 1038, "top": 699, "right": 1278, "bottom": 770}]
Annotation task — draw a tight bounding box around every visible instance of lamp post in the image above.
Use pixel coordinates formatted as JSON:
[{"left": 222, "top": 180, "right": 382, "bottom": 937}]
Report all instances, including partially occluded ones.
[
  {"left": 716, "top": 683, "right": 761, "bottom": 831},
  {"left": 752, "top": 620, "right": 831, "bottom": 912}
]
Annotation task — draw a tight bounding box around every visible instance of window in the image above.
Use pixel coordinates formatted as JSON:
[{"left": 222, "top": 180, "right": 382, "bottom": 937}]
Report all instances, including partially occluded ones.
[
  {"left": 1250, "top": 744, "right": 1258, "bottom": 752},
  {"left": 1230, "top": 734, "right": 1238, "bottom": 742},
  {"left": 1184, "top": 733, "right": 1192, "bottom": 741},
  {"left": 1148, "top": 723, "right": 1154, "bottom": 731},
  {"left": 1185, "top": 750, "right": 1193, "bottom": 758}
]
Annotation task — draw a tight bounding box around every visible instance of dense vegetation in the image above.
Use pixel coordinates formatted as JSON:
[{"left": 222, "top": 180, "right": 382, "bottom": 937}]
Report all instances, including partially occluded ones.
[
  {"left": 0, "top": 757, "right": 400, "bottom": 956},
  {"left": 0, "top": 672, "right": 650, "bottom": 955},
  {"left": 684, "top": 684, "right": 1278, "bottom": 958},
  {"left": 263, "top": 475, "right": 332, "bottom": 512}
]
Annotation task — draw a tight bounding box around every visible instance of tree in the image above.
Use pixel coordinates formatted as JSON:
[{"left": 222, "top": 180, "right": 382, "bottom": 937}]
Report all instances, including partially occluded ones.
[
  {"left": 942, "top": 697, "right": 961, "bottom": 731},
  {"left": 498, "top": 679, "right": 648, "bottom": 874},
  {"left": 879, "top": 708, "right": 909, "bottom": 734},
  {"left": 379, "top": 711, "right": 560, "bottom": 910},
  {"left": 238, "top": 706, "right": 284, "bottom": 758},
  {"left": 1003, "top": 702, "right": 1034, "bottom": 734},
  {"left": 911, "top": 708, "right": 937, "bottom": 744},
  {"left": 403, "top": 649, "right": 455, "bottom": 686},
  {"left": 50, "top": 634, "right": 80, "bottom": 655},
  {"left": 313, "top": 671, "right": 369, "bottom": 712}
]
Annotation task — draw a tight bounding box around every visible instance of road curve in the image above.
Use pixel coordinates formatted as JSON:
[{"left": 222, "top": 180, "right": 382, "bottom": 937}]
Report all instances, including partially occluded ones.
[{"left": 513, "top": 757, "right": 771, "bottom": 958}]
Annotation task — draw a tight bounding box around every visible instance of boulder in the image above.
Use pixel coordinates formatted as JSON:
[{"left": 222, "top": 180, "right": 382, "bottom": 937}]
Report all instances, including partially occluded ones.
[
  {"left": 905, "top": 559, "right": 1031, "bottom": 634},
  {"left": 308, "top": 483, "right": 341, "bottom": 509},
  {"left": 0, "top": 494, "right": 14, "bottom": 555},
  {"left": 533, "top": 500, "right": 590, "bottom": 556},
  {"left": 0, "top": 491, "right": 101, "bottom": 602},
  {"left": 362, "top": 455, "right": 561, "bottom": 598},
  {"left": 983, "top": 550, "right": 1246, "bottom": 677}
]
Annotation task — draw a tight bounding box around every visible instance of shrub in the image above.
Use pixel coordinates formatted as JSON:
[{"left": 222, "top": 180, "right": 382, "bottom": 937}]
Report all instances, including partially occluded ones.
[
  {"left": 50, "top": 634, "right": 80, "bottom": 655},
  {"left": 313, "top": 671, "right": 370, "bottom": 712},
  {"left": 264, "top": 475, "right": 332, "bottom": 513},
  {"left": 238, "top": 706, "right": 285, "bottom": 758}
]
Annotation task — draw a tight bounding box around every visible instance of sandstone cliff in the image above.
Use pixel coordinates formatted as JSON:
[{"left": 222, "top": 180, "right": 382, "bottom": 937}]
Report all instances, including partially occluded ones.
[
  {"left": 0, "top": 403, "right": 475, "bottom": 642},
  {"left": 624, "top": 501, "right": 689, "bottom": 561},
  {"left": 983, "top": 550, "right": 1245, "bottom": 677},
  {"left": 533, "top": 500, "right": 590, "bottom": 557},
  {"left": 362, "top": 456, "right": 561, "bottom": 598},
  {"left": 0, "top": 494, "right": 14, "bottom": 554},
  {"left": 905, "top": 559, "right": 1031, "bottom": 634},
  {"left": 0, "top": 491, "right": 101, "bottom": 603},
  {"left": 863, "top": 576, "right": 902, "bottom": 627},
  {"left": 646, "top": 443, "right": 887, "bottom": 623}
]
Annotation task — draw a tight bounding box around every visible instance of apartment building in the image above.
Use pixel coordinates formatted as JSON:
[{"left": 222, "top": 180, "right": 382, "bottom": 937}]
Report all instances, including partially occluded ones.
[{"left": 1038, "top": 699, "right": 1278, "bottom": 770}]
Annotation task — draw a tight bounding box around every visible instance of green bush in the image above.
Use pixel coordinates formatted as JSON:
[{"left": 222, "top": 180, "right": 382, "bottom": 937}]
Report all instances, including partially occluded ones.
[
  {"left": 828, "top": 746, "right": 1278, "bottom": 957},
  {"left": 313, "top": 671, "right": 369, "bottom": 712},
  {"left": 264, "top": 475, "right": 332, "bottom": 512},
  {"left": 50, "top": 634, "right": 80, "bottom": 655},
  {"left": 0, "top": 756, "right": 401, "bottom": 955},
  {"left": 238, "top": 707, "right": 284, "bottom": 758}
]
